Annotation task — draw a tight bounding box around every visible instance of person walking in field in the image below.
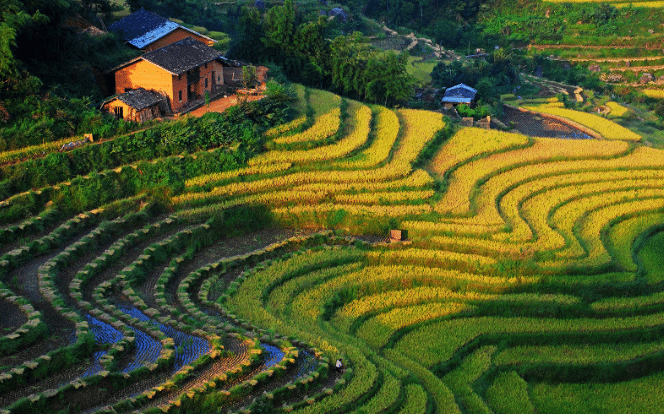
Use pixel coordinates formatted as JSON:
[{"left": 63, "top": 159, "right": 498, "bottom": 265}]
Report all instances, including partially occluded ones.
[{"left": 335, "top": 358, "right": 344, "bottom": 372}]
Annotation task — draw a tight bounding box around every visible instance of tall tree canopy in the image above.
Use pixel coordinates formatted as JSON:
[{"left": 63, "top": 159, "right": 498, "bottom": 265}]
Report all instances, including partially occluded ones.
[{"left": 228, "top": 3, "right": 413, "bottom": 106}]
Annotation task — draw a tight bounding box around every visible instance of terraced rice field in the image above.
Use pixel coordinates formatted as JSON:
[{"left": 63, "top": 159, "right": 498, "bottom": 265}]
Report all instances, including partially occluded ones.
[
  {"left": 1, "top": 85, "right": 664, "bottom": 413},
  {"left": 542, "top": 0, "right": 664, "bottom": 6}
]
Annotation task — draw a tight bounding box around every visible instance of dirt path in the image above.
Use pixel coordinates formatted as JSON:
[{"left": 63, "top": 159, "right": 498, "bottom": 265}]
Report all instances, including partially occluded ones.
[
  {"left": 552, "top": 56, "right": 663, "bottom": 63},
  {"left": 0, "top": 123, "right": 158, "bottom": 169},
  {"left": 187, "top": 94, "right": 265, "bottom": 118},
  {"left": 530, "top": 44, "right": 655, "bottom": 50},
  {"left": 610, "top": 64, "right": 664, "bottom": 72}
]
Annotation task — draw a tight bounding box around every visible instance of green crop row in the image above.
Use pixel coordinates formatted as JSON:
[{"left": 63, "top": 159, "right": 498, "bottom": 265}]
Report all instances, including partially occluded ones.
[
  {"left": 349, "top": 372, "right": 404, "bottom": 414},
  {"left": 0, "top": 141, "right": 250, "bottom": 223},
  {"left": 0, "top": 284, "right": 45, "bottom": 357},
  {"left": 442, "top": 346, "right": 496, "bottom": 414},
  {"left": 173, "top": 230, "right": 335, "bottom": 333},
  {"left": 485, "top": 371, "right": 535, "bottom": 414},
  {"left": 218, "top": 245, "right": 386, "bottom": 414},
  {"left": 144, "top": 340, "right": 293, "bottom": 414},
  {"left": 394, "top": 311, "right": 664, "bottom": 369},
  {"left": 398, "top": 383, "right": 428, "bottom": 414},
  {"left": 0, "top": 211, "right": 161, "bottom": 407},
  {"left": 0, "top": 210, "right": 104, "bottom": 278},
  {"left": 0, "top": 98, "right": 290, "bottom": 201},
  {"left": 494, "top": 341, "right": 664, "bottom": 368},
  {"left": 384, "top": 349, "right": 460, "bottom": 414},
  {"left": 0, "top": 208, "right": 62, "bottom": 250}
]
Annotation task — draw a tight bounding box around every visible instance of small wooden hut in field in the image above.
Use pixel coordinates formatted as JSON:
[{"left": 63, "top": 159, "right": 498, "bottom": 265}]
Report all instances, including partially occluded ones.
[{"left": 101, "top": 88, "right": 169, "bottom": 122}]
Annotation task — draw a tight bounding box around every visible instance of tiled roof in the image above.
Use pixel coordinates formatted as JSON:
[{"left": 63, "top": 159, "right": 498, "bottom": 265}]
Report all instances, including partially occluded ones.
[
  {"left": 128, "top": 20, "right": 180, "bottom": 49},
  {"left": 441, "top": 97, "right": 474, "bottom": 103},
  {"left": 108, "top": 8, "right": 173, "bottom": 44},
  {"left": 442, "top": 83, "right": 477, "bottom": 103},
  {"left": 115, "top": 88, "right": 166, "bottom": 110},
  {"left": 141, "top": 37, "right": 224, "bottom": 75},
  {"left": 108, "top": 8, "right": 214, "bottom": 49}
]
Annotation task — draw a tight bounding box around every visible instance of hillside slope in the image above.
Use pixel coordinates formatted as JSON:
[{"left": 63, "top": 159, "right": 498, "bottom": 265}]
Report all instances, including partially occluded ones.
[{"left": 1, "top": 86, "right": 664, "bottom": 413}]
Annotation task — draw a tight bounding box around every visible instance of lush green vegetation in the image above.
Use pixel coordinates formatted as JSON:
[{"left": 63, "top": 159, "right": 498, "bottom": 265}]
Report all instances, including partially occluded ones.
[
  {"left": 0, "top": 0, "right": 142, "bottom": 150},
  {"left": 227, "top": 0, "right": 414, "bottom": 106},
  {"left": 6, "top": 0, "right": 664, "bottom": 412},
  {"left": 1, "top": 83, "right": 663, "bottom": 413},
  {"left": 531, "top": 371, "right": 664, "bottom": 414}
]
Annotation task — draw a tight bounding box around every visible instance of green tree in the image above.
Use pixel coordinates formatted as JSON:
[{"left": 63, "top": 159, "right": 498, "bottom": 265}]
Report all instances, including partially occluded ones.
[
  {"left": 291, "top": 16, "right": 330, "bottom": 85},
  {"left": 330, "top": 33, "right": 412, "bottom": 105},
  {"left": 242, "top": 65, "right": 258, "bottom": 89},
  {"left": 227, "top": 6, "right": 264, "bottom": 62},
  {"left": 125, "top": 0, "right": 156, "bottom": 12},
  {"left": 81, "top": 0, "right": 112, "bottom": 17},
  {"left": 330, "top": 32, "right": 373, "bottom": 99},
  {"left": 262, "top": 0, "right": 295, "bottom": 53},
  {"left": 474, "top": 77, "right": 498, "bottom": 105},
  {"left": 0, "top": 1, "right": 50, "bottom": 122},
  {"left": 364, "top": 51, "right": 412, "bottom": 105}
]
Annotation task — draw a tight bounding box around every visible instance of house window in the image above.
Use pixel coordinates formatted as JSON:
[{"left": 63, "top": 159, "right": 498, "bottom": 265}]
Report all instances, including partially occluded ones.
[
  {"left": 218, "top": 75, "right": 220, "bottom": 82},
  {"left": 178, "top": 74, "right": 181, "bottom": 81},
  {"left": 205, "top": 77, "right": 208, "bottom": 89},
  {"left": 179, "top": 90, "right": 182, "bottom": 101},
  {"left": 205, "top": 63, "right": 208, "bottom": 69}
]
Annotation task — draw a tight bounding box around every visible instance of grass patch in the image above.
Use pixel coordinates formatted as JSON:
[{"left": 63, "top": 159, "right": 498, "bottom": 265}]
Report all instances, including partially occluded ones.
[
  {"left": 406, "top": 57, "right": 438, "bottom": 87},
  {"left": 531, "top": 370, "right": 664, "bottom": 414}
]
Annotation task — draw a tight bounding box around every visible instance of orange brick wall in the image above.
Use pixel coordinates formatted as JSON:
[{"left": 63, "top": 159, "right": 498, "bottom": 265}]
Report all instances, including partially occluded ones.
[
  {"left": 115, "top": 59, "right": 225, "bottom": 113},
  {"left": 102, "top": 100, "right": 135, "bottom": 121},
  {"left": 115, "top": 60, "right": 174, "bottom": 102},
  {"left": 145, "top": 29, "right": 214, "bottom": 51},
  {"left": 172, "top": 73, "right": 187, "bottom": 112},
  {"left": 200, "top": 60, "right": 224, "bottom": 93}
]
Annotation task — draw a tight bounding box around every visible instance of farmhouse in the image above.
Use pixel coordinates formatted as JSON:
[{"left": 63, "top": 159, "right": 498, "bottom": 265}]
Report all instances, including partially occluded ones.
[
  {"left": 441, "top": 83, "right": 477, "bottom": 109},
  {"left": 108, "top": 7, "right": 215, "bottom": 52},
  {"left": 100, "top": 88, "right": 169, "bottom": 122},
  {"left": 108, "top": 37, "right": 227, "bottom": 113}
]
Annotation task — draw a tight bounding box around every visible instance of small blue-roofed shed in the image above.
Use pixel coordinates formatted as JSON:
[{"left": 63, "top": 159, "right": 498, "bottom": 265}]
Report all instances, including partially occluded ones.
[{"left": 441, "top": 83, "right": 477, "bottom": 109}]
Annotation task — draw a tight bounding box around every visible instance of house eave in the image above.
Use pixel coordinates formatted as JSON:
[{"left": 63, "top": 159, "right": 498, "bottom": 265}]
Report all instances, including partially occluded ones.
[
  {"left": 441, "top": 98, "right": 473, "bottom": 103},
  {"left": 128, "top": 21, "right": 180, "bottom": 49}
]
